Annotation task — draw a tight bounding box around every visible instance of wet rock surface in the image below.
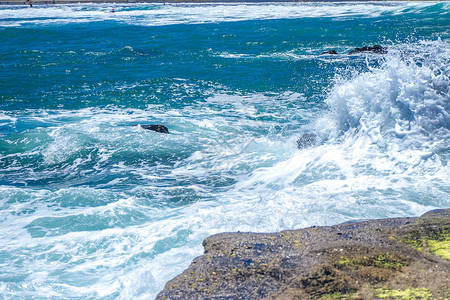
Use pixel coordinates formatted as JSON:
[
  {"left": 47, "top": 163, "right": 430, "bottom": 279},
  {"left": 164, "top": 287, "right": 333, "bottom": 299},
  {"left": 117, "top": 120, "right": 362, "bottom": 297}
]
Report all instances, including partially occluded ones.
[
  {"left": 296, "top": 133, "right": 317, "bottom": 149},
  {"left": 157, "top": 209, "right": 450, "bottom": 299},
  {"left": 320, "top": 50, "right": 338, "bottom": 55},
  {"left": 319, "top": 45, "right": 387, "bottom": 56},
  {"left": 348, "top": 45, "right": 387, "bottom": 55},
  {"left": 133, "top": 124, "right": 169, "bottom": 134}
]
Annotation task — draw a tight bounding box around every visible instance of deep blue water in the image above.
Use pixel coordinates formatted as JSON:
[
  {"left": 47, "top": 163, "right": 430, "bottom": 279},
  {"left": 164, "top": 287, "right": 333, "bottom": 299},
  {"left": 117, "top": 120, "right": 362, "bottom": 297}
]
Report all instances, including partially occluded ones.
[{"left": 0, "top": 2, "right": 449, "bottom": 298}]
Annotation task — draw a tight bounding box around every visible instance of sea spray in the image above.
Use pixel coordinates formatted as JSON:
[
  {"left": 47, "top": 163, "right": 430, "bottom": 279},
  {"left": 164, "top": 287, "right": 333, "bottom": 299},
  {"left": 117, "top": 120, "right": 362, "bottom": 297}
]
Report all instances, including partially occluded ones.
[{"left": 234, "top": 40, "right": 450, "bottom": 213}]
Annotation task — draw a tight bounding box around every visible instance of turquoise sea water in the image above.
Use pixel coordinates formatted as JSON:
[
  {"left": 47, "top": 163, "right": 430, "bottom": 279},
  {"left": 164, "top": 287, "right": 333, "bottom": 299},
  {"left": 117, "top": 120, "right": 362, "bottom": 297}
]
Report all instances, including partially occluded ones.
[{"left": 0, "top": 2, "right": 449, "bottom": 298}]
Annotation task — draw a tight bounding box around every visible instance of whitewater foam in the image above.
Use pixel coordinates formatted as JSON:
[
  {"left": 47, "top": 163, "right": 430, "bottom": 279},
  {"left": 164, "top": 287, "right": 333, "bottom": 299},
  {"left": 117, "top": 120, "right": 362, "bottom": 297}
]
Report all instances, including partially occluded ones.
[
  {"left": 320, "top": 39, "right": 450, "bottom": 150},
  {"left": 0, "top": 2, "right": 448, "bottom": 28},
  {"left": 231, "top": 40, "right": 450, "bottom": 210}
]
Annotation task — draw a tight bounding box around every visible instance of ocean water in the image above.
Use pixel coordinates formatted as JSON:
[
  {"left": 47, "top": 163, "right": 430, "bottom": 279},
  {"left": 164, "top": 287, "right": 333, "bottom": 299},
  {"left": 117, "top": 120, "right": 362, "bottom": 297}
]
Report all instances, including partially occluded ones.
[{"left": 0, "top": 1, "right": 449, "bottom": 298}]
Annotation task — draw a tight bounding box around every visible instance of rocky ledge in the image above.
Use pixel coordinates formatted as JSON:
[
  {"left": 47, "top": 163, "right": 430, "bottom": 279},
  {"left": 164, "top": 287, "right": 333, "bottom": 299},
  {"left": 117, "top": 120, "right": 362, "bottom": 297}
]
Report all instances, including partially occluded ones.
[{"left": 157, "top": 209, "right": 449, "bottom": 299}]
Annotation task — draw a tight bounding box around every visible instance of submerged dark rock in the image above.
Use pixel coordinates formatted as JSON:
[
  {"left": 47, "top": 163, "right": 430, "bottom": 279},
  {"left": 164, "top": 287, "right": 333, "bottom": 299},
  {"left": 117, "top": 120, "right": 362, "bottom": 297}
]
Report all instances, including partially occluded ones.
[
  {"left": 156, "top": 208, "right": 450, "bottom": 299},
  {"left": 348, "top": 44, "right": 387, "bottom": 55},
  {"left": 320, "top": 50, "right": 338, "bottom": 55},
  {"left": 297, "top": 133, "right": 317, "bottom": 149},
  {"left": 133, "top": 124, "right": 169, "bottom": 134}
]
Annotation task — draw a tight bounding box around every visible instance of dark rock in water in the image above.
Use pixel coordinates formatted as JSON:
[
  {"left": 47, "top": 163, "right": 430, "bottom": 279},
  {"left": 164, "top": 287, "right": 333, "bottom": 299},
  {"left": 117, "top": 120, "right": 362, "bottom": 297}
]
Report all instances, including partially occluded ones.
[
  {"left": 156, "top": 208, "right": 450, "bottom": 300},
  {"left": 133, "top": 124, "right": 169, "bottom": 134},
  {"left": 297, "top": 133, "right": 317, "bottom": 149},
  {"left": 141, "top": 124, "right": 169, "bottom": 134},
  {"left": 348, "top": 44, "right": 387, "bottom": 55},
  {"left": 320, "top": 50, "right": 338, "bottom": 55}
]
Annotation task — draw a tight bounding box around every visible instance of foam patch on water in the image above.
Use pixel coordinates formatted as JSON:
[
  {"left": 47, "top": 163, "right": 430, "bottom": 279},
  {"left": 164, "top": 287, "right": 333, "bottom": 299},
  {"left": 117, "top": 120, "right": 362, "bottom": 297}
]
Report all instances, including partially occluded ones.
[{"left": 0, "top": 2, "right": 448, "bottom": 28}]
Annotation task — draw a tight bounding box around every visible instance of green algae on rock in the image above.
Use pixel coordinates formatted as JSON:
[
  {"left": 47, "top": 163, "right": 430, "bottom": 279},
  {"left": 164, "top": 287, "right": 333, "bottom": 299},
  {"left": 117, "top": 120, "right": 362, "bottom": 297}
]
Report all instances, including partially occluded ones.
[
  {"left": 394, "top": 216, "right": 450, "bottom": 260},
  {"left": 336, "top": 253, "right": 408, "bottom": 270},
  {"left": 157, "top": 209, "right": 450, "bottom": 299},
  {"left": 427, "top": 238, "right": 450, "bottom": 260},
  {"left": 375, "top": 287, "right": 433, "bottom": 299}
]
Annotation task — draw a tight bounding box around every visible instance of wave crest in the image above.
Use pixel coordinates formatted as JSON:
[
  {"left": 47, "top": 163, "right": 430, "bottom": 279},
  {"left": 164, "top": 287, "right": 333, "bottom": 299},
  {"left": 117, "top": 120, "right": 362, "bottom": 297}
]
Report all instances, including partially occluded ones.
[{"left": 318, "top": 40, "right": 450, "bottom": 153}]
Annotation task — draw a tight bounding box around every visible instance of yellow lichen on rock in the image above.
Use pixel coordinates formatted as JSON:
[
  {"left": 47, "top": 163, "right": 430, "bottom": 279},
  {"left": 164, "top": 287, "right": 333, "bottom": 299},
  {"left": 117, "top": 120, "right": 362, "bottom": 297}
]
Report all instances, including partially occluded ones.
[
  {"left": 335, "top": 253, "right": 406, "bottom": 270},
  {"left": 337, "top": 257, "right": 351, "bottom": 265},
  {"left": 375, "top": 287, "right": 432, "bottom": 299},
  {"left": 426, "top": 238, "right": 450, "bottom": 260}
]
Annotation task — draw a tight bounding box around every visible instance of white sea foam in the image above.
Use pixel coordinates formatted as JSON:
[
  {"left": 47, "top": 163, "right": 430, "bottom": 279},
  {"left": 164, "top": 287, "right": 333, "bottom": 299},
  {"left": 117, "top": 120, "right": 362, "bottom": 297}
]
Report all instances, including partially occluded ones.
[
  {"left": 320, "top": 39, "right": 450, "bottom": 150},
  {"left": 0, "top": 2, "right": 448, "bottom": 28},
  {"left": 0, "top": 112, "right": 17, "bottom": 123}
]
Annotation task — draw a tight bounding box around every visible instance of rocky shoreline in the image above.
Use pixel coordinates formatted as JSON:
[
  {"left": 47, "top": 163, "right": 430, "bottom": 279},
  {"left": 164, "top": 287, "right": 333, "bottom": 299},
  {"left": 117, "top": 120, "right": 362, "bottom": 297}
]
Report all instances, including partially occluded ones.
[{"left": 157, "top": 209, "right": 449, "bottom": 299}]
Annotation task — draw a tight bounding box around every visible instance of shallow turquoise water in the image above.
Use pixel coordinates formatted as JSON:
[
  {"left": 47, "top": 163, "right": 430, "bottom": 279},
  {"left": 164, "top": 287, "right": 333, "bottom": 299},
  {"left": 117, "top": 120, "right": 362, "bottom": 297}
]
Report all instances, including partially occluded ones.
[{"left": 0, "top": 2, "right": 449, "bottom": 298}]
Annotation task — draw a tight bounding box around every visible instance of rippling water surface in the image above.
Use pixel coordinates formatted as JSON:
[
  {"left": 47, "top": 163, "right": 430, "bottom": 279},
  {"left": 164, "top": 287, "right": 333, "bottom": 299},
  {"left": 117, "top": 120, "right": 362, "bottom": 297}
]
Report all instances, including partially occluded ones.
[{"left": 0, "top": 2, "right": 449, "bottom": 298}]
